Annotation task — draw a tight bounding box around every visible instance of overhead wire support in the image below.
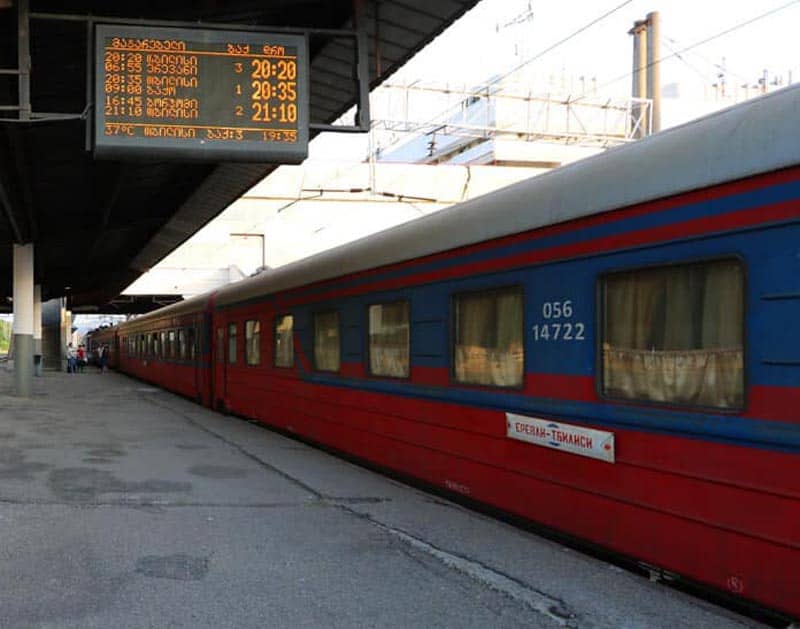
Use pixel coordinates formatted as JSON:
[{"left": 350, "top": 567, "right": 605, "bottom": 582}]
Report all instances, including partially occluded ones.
[{"left": 575, "top": 0, "right": 800, "bottom": 103}]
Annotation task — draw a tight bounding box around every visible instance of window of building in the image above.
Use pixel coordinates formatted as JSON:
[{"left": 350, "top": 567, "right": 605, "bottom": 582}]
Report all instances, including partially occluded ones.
[
  {"left": 228, "top": 323, "right": 237, "bottom": 364},
  {"left": 274, "top": 314, "right": 294, "bottom": 368},
  {"left": 313, "top": 311, "right": 340, "bottom": 372},
  {"left": 245, "top": 320, "right": 261, "bottom": 366},
  {"left": 368, "top": 301, "right": 410, "bottom": 378},
  {"left": 601, "top": 258, "right": 744, "bottom": 409},
  {"left": 453, "top": 287, "right": 524, "bottom": 387}
]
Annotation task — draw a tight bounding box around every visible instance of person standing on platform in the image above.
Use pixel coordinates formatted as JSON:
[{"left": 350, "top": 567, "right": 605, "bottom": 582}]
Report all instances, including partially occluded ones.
[
  {"left": 66, "top": 343, "right": 77, "bottom": 374},
  {"left": 99, "top": 344, "right": 109, "bottom": 373},
  {"left": 76, "top": 344, "right": 86, "bottom": 373}
]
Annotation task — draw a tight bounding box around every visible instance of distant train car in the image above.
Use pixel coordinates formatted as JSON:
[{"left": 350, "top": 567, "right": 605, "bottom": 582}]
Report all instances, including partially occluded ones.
[
  {"left": 83, "top": 325, "right": 118, "bottom": 368},
  {"left": 111, "top": 86, "right": 800, "bottom": 619},
  {"left": 117, "top": 294, "right": 212, "bottom": 404}
]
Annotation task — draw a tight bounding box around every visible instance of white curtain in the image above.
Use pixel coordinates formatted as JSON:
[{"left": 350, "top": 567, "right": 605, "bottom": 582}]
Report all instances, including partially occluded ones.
[
  {"left": 314, "top": 312, "right": 340, "bottom": 372},
  {"left": 603, "top": 260, "right": 743, "bottom": 408},
  {"left": 369, "top": 302, "right": 410, "bottom": 378},
  {"left": 246, "top": 320, "right": 260, "bottom": 366},
  {"left": 455, "top": 289, "right": 523, "bottom": 387},
  {"left": 274, "top": 315, "right": 294, "bottom": 367}
]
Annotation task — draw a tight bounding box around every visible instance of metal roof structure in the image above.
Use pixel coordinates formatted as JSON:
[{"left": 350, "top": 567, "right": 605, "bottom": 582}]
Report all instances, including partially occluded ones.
[{"left": 0, "top": 0, "right": 479, "bottom": 310}]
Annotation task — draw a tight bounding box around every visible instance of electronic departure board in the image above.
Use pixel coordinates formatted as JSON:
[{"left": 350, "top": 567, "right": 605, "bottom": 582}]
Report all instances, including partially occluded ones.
[{"left": 94, "top": 25, "right": 309, "bottom": 162}]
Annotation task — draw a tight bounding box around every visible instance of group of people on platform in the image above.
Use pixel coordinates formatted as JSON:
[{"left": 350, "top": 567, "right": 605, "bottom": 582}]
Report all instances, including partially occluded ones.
[{"left": 65, "top": 342, "right": 109, "bottom": 374}]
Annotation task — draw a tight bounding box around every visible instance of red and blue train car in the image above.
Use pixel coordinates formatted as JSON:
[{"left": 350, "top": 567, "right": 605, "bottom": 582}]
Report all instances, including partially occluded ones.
[{"left": 108, "top": 86, "right": 800, "bottom": 618}]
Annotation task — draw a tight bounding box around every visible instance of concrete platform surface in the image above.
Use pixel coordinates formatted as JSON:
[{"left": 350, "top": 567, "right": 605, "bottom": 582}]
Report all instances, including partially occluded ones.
[{"left": 0, "top": 369, "right": 764, "bottom": 629}]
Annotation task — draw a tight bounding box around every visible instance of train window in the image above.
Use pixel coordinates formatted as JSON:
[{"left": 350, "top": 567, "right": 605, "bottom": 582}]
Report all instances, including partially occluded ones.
[
  {"left": 188, "top": 327, "right": 196, "bottom": 361},
  {"left": 228, "top": 323, "right": 238, "bottom": 364},
  {"left": 274, "top": 315, "right": 294, "bottom": 368},
  {"left": 179, "top": 329, "right": 187, "bottom": 360},
  {"left": 368, "top": 301, "right": 410, "bottom": 378},
  {"left": 216, "top": 328, "right": 224, "bottom": 364},
  {"left": 152, "top": 332, "right": 159, "bottom": 357},
  {"left": 601, "top": 258, "right": 744, "bottom": 409},
  {"left": 168, "top": 330, "right": 176, "bottom": 359},
  {"left": 453, "top": 287, "right": 524, "bottom": 388},
  {"left": 245, "top": 320, "right": 261, "bottom": 366},
  {"left": 160, "top": 331, "right": 167, "bottom": 358},
  {"left": 314, "top": 311, "right": 340, "bottom": 372}
]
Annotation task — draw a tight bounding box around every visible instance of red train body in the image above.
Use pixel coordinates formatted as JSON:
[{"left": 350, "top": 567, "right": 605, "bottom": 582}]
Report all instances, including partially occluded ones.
[{"left": 99, "top": 88, "right": 800, "bottom": 619}]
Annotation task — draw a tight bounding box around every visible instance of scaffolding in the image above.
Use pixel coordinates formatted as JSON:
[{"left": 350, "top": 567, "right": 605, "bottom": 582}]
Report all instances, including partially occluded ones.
[{"left": 369, "top": 80, "right": 652, "bottom": 164}]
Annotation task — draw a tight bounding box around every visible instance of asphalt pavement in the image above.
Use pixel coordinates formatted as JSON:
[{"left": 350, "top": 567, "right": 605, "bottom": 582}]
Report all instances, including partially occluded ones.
[{"left": 0, "top": 367, "right": 766, "bottom": 628}]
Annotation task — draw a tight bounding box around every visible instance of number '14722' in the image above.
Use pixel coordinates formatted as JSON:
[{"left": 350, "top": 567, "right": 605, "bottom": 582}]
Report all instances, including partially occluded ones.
[{"left": 532, "top": 321, "right": 585, "bottom": 341}]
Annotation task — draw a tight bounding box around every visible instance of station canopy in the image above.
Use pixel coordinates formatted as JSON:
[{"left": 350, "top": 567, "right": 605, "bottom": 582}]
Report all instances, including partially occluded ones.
[{"left": 0, "top": 0, "right": 478, "bottom": 310}]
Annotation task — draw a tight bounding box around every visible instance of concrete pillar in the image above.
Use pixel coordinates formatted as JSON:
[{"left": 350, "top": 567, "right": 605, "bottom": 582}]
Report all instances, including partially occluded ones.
[
  {"left": 13, "top": 243, "right": 34, "bottom": 397},
  {"left": 646, "top": 11, "right": 661, "bottom": 133},
  {"left": 33, "top": 284, "right": 42, "bottom": 376}
]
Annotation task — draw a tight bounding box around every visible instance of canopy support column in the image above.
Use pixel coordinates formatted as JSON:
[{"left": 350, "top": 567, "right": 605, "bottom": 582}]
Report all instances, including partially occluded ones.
[{"left": 13, "top": 243, "right": 34, "bottom": 396}]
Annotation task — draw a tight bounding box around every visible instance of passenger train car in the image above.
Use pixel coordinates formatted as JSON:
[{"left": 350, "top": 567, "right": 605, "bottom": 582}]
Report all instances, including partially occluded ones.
[
  {"left": 84, "top": 325, "right": 117, "bottom": 367},
  {"left": 100, "top": 86, "right": 800, "bottom": 618}
]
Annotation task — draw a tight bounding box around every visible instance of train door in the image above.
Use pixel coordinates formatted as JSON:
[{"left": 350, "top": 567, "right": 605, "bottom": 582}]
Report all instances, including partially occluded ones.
[
  {"left": 112, "top": 331, "right": 120, "bottom": 369},
  {"left": 189, "top": 321, "right": 200, "bottom": 400},
  {"left": 202, "top": 295, "right": 217, "bottom": 408},
  {"left": 213, "top": 324, "right": 227, "bottom": 410}
]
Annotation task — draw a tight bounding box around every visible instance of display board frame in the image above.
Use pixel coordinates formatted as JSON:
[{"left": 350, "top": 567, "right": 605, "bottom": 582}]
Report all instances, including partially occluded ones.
[{"left": 93, "top": 23, "right": 310, "bottom": 162}]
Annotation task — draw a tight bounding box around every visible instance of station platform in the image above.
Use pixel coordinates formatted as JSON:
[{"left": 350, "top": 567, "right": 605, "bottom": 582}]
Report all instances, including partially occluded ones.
[{"left": 0, "top": 368, "right": 764, "bottom": 629}]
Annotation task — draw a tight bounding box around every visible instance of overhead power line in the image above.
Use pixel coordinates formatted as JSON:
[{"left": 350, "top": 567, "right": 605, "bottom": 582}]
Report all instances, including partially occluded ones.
[
  {"left": 664, "top": 36, "right": 750, "bottom": 83},
  {"left": 661, "top": 39, "right": 714, "bottom": 82},
  {"left": 580, "top": 0, "right": 800, "bottom": 100},
  {"left": 490, "top": 0, "right": 635, "bottom": 86}
]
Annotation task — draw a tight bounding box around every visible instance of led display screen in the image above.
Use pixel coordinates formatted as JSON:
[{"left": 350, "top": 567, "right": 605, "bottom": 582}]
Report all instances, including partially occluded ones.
[{"left": 94, "top": 24, "right": 309, "bottom": 162}]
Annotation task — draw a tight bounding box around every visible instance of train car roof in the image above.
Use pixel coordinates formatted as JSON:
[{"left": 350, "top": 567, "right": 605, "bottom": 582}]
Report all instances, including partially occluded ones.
[
  {"left": 116, "top": 293, "right": 210, "bottom": 330},
  {"left": 214, "top": 85, "right": 800, "bottom": 309}
]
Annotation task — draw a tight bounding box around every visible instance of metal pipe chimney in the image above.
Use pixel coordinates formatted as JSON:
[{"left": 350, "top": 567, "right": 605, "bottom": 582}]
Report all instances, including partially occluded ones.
[
  {"left": 646, "top": 11, "right": 661, "bottom": 133},
  {"left": 629, "top": 19, "right": 648, "bottom": 138}
]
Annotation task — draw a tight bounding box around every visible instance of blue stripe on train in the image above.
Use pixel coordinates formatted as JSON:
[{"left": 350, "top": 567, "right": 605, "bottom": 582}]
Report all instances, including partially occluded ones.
[{"left": 288, "top": 179, "right": 800, "bottom": 299}]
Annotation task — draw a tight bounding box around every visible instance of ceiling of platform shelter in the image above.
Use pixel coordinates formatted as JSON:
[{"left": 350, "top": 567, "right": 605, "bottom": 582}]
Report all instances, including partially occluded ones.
[{"left": 0, "top": 0, "right": 478, "bottom": 311}]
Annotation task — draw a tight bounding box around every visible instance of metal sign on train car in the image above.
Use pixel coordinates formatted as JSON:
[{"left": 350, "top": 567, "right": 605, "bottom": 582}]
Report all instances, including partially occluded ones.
[{"left": 506, "top": 413, "right": 615, "bottom": 463}]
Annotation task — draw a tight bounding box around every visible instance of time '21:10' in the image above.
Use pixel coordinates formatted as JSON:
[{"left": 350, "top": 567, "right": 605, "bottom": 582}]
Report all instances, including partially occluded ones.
[{"left": 251, "top": 102, "right": 297, "bottom": 123}]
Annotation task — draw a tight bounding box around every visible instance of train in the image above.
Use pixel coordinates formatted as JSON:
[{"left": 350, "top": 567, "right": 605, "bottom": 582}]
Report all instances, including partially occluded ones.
[
  {"left": 84, "top": 325, "right": 116, "bottom": 367},
  {"left": 91, "top": 85, "right": 800, "bottom": 619}
]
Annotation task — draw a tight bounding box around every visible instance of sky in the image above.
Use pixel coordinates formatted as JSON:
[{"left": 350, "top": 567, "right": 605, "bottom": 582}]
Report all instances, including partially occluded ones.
[
  {"left": 388, "top": 0, "right": 800, "bottom": 89},
  {"left": 309, "top": 0, "right": 800, "bottom": 160}
]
